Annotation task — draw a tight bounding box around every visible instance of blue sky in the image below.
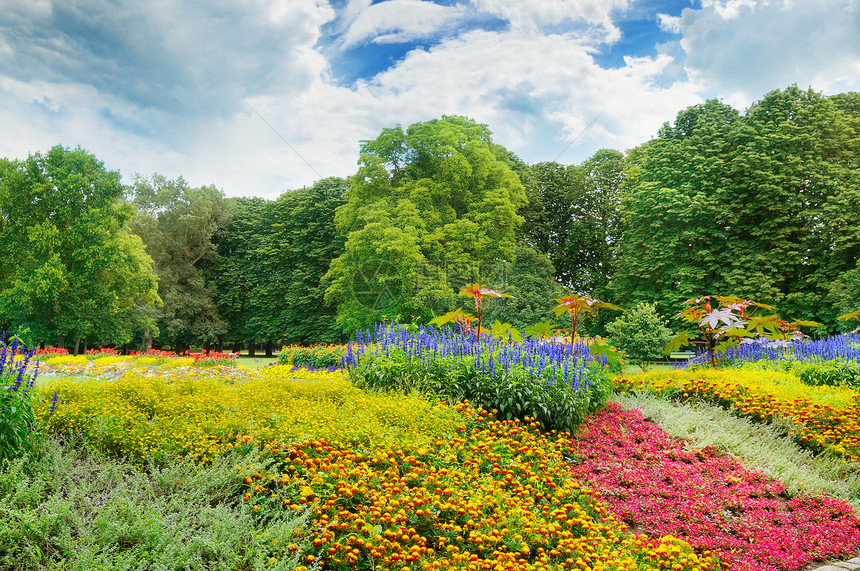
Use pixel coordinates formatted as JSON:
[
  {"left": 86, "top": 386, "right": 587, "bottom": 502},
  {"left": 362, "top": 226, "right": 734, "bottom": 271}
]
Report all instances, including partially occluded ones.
[{"left": 1, "top": 0, "right": 859, "bottom": 199}]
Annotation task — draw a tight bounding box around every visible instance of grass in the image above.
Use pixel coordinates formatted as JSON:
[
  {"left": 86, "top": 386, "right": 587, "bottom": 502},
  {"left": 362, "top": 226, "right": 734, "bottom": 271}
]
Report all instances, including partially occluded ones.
[
  {"left": 611, "top": 390, "right": 860, "bottom": 511},
  {"left": 235, "top": 356, "right": 280, "bottom": 370},
  {"left": 0, "top": 436, "right": 311, "bottom": 571}
]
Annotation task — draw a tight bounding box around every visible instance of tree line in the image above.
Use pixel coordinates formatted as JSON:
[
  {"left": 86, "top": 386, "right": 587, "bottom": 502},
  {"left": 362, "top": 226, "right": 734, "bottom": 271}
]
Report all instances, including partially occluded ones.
[{"left": 0, "top": 86, "right": 857, "bottom": 353}]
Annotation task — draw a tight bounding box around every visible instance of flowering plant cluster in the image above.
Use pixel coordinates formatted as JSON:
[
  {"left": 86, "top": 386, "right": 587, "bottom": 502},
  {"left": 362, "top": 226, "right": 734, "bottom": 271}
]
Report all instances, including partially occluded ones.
[
  {"left": 615, "top": 369, "right": 860, "bottom": 465},
  {"left": 34, "top": 365, "right": 459, "bottom": 463},
  {"left": 669, "top": 296, "right": 820, "bottom": 368},
  {"left": 346, "top": 322, "right": 612, "bottom": 431},
  {"left": 185, "top": 348, "right": 238, "bottom": 367},
  {"left": 568, "top": 402, "right": 860, "bottom": 571},
  {"left": 33, "top": 346, "right": 69, "bottom": 356},
  {"left": 238, "top": 403, "right": 718, "bottom": 571},
  {"left": 85, "top": 347, "right": 120, "bottom": 358},
  {"left": 0, "top": 334, "right": 43, "bottom": 461},
  {"left": 278, "top": 344, "right": 348, "bottom": 368}
]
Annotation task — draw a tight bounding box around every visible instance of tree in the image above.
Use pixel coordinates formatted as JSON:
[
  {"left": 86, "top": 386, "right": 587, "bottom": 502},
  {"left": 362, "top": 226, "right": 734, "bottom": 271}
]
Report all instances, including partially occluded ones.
[
  {"left": 521, "top": 150, "right": 625, "bottom": 295},
  {"left": 0, "top": 146, "right": 159, "bottom": 349},
  {"left": 482, "top": 243, "right": 563, "bottom": 330},
  {"left": 324, "top": 116, "right": 527, "bottom": 332},
  {"left": 247, "top": 178, "right": 347, "bottom": 346},
  {"left": 127, "top": 174, "right": 231, "bottom": 351},
  {"left": 213, "top": 196, "right": 270, "bottom": 351},
  {"left": 613, "top": 87, "right": 860, "bottom": 332},
  {"left": 605, "top": 303, "right": 673, "bottom": 371}
]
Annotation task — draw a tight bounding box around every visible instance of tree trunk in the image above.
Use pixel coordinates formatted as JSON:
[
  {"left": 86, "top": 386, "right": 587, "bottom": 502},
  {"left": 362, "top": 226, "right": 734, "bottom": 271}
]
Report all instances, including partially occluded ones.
[
  {"left": 143, "top": 328, "right": 152, "bottom": 352},
  {"left": 73, "top": 339, "right": 80, "bottom": 356},
  {"left": 58, "top": 334, "right": 65, "bottom": 349},
  {"left": 265, "top": 341, "right": 274, "bottom": 358},
  {"left": 248, "top": 343, "right": 256, "bottom": 358},
  {"left": 203, "top": 341, "right": 210, "bottom": 352},
  {"left": 232, "top": 341, "right": 241, "bottom": 354}
]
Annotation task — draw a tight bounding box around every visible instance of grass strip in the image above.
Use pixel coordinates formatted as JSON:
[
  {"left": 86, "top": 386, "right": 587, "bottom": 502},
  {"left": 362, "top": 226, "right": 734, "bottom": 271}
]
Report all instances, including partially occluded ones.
[{"left": 611, "top": 391, "right": 860, "bottom": 511}]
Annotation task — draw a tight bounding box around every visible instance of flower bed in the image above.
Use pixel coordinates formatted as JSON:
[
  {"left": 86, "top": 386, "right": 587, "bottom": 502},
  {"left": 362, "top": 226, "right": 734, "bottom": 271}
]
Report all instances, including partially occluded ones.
[
  {"left": 34, "top": 366, "right": 459, "bottom": 463},
  {"left": 345, "top": 323, "right": 612, "bottom": 432},
  {"left": 569, "top": 402, "right": 860, "bottom": 571},
  {"left": 239, "top": 404, "right": 718, "bottom": 571},
  {"left": 615, "top": 370, "right": 860, "bottom": 465}
]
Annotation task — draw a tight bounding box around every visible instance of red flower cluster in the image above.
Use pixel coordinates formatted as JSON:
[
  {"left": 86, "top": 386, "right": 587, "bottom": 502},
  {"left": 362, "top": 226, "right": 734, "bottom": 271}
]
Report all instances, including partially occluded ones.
[
  {"left": 34, "top": 347, "right": 69, "bottom": 356},
  {"left": 85, "top": 347, "right": 120, "bottom": 356},
  {"left": 568, "top": 402, "right": 860, "bottom": 571}
]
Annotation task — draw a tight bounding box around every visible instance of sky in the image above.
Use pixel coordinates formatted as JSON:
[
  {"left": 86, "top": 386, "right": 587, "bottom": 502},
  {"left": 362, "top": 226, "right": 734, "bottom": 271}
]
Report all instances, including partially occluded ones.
[{"left": 1, "top": 0, "right": 859, "bottom": 200}]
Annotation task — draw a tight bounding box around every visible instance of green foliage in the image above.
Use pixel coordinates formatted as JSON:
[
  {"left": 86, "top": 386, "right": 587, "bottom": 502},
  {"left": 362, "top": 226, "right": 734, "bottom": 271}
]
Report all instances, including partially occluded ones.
[
  {"left": 520, "top": 150, "right": 625, "bottom": 294},
  {"left": 277, "top": 344, "right": 346, "bottom": 368},
  {"left": 324, "top": 116, "right": 527, "bottom": 333},
  {"left": 605, "top": 302, "right": 674, "bottom": 371},
  {"left": 247, "top": 179, "right": 347, "bottom": 346},
  {"left": 792, "top": 359, "right": 860, "bottom": 388},
  {"left": 614, "top": 87, "right": 860, "bottom": 331},
  {"left": 349, "top": 349, "right": 611, "bottom": 433},
  {"left": 0, "top": 438, "right": 313, "bottom": 570},
  {"left": 482, "top": 243, "right": 563, "bottom": 331},
  {"left": 0, "top": 146, "right": 159, "bottom": 347},
  {"left": 128, "top": 174, "right": 232, "bottom": 351}
]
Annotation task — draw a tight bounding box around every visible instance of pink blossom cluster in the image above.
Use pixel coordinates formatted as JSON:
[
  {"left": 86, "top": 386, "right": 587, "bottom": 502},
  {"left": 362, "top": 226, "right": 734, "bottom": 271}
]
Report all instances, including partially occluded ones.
[{"left": 569, "top": 402, "right": 860, "bottom": 571}]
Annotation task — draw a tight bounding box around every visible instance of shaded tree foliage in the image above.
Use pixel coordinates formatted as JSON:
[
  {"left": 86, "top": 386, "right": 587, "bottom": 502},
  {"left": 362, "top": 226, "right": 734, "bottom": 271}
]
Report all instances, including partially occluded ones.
[
  {"left": 521, "top": 150, "right": 624, "bottom": 295},
  {"left": 0, "top": 146, "right": 159, "bottom": 349},
  {"left": 128, "top": 174, "right": 231, "bottom": 351},
  {"left": 216, "top": 179, "right": 347, "bottom": 348}
]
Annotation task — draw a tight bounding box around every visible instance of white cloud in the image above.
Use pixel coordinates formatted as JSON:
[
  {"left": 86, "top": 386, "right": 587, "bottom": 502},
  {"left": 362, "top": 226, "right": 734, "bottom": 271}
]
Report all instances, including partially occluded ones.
[
  {"left": 471, "top": 0, "right": 629, "bottom": 41},
  {"left": 657, "top": 13, "right": 682, "bottom": 33},
  {"left": 341, "top": 0, "right": 463, "bottom": 47},
  {"left": 237, "top": 29, "right": 702, "bottom": 197},
  {"left": 677, "top": 0, "right": 860, "bottom": 104}
]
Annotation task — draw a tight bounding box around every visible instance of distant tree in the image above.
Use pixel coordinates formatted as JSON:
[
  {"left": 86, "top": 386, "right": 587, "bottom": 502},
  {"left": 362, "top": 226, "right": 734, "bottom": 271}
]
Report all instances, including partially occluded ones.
[
  {"left": 127, "top": 174, "right": 231, "bottom": 351},
  {"left": 483, "top": 243, "right": 563, "bottom": 330},
  {"left": 521, "top": 149, "right": 624, "bottom": 295},
  {"left": 0, "top": 146, "right": 159, "bottom": 350},
  {"left": 605, "top": 302, "right": 673, "bottom": 371},
  {"left": 213, "top": 196, "right": 270, "bottom": 351},
  {"left": 252, "top": 178, "right": 347, "bottom": 345},
  {"left": 325, "top": 116, "right": 527, "bottom": 333}
]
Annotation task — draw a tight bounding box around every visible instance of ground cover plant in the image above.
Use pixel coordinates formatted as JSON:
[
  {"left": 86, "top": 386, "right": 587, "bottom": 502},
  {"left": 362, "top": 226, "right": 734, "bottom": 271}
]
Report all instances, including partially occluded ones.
[
  {"left": 568, "top": 402, "right": 860, "bottom": 571},
  {"left": 34, "top": 365, "right": 459, "bottom": 463},
  {"left": 611, "top": 392, "right": 860, "bottom": 510},
  {"left": 615, "top": 368, "right": 860, "bottom": 465},
  {"left": 0, "top": 437, "right": 312, "bottom": 571},
  {"left": 345, "top": 322, "right": 613, "bottom": 432}
]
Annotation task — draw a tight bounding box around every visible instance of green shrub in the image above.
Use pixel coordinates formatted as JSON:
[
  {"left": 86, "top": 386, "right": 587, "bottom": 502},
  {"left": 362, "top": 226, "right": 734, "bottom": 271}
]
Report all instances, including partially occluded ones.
[
  {"left": 605, "top": 302, "right": 674, "bottom": 371},
  {"left": 792, "top": 359, "right": 860, "bottom": 388},
  {"left": 277, "top": 344, "right": 346, "bottom": 368}
]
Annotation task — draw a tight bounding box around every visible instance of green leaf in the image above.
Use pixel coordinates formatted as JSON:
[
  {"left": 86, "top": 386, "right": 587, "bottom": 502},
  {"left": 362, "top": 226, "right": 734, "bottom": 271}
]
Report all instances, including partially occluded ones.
[{"left": 664, "top": 331, "right": 692, "bottom": 354}]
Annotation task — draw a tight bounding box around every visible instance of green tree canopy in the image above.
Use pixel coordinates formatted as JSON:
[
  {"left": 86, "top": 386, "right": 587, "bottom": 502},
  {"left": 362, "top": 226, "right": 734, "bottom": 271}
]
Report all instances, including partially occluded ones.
[
  {"left": 325, "top": 115, "right": 527, "bottom": 332},
  {"left": 0, "top": 146, "right": 159, "bottom": 348},
  {"left": 127, "top": 174, "right": 231, "bottom": 351},
  {"left": 521, "top": 149, "right": 625, "bottom": 295},
  {"left": 613, "top": 87, "right": 860, "bottom": 331}
]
